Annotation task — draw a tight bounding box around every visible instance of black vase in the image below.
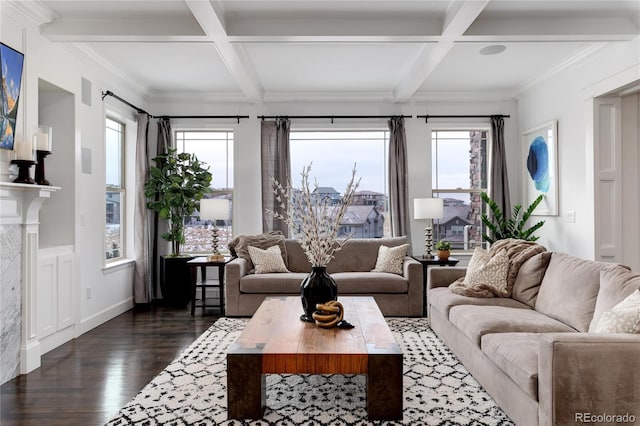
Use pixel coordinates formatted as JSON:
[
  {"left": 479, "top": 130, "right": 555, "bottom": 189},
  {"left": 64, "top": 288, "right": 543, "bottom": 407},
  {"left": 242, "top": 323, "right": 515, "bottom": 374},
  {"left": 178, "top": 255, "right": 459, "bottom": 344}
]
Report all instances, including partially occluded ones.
[{"left": 300, "top": 266, "right": 338, "bottom": 322}]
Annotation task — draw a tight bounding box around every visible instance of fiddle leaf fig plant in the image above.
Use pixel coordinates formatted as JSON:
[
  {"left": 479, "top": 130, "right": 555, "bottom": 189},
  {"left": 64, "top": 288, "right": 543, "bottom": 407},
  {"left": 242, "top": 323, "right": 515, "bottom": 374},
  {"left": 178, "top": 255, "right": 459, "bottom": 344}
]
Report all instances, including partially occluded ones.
[
  {"left": 481, "top": 191, "right": 545, "bottom": 244},
  {"left": 145, "top": 149, "right": 212, "bottom": 256}
]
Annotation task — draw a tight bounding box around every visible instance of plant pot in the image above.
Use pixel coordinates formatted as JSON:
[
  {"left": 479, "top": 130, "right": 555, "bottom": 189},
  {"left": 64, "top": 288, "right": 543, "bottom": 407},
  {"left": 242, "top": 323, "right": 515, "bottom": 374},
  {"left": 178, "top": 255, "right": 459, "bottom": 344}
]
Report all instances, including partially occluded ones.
[
  {"left": 160, "top": 255, "right": 194, "bottom": 307},
  {"left": 300, "top": 266, "right": 338, "bottom": 322},
  {"left": 437, "top": 250, "right": 450, "bottom": 260}
]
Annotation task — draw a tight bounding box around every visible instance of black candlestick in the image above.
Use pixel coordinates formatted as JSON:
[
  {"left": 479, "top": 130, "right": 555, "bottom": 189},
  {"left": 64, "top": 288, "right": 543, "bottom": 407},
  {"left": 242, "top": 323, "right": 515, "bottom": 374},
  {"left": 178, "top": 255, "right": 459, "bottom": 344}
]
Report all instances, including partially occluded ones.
[
  {"left": 35, "top": 150, "right": 52, "bottom": 186},
  {"left": 10, "top": 160, "right": 36, "bottom": 184}
]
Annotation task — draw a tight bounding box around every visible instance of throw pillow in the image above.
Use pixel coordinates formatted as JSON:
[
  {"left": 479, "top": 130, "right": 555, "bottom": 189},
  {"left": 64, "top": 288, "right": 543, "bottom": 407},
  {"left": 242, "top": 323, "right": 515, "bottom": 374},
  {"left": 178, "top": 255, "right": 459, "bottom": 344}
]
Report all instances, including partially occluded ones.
[
  {"left": 228, "top": 231, "right": 288, "bottom": 271},
  {"left": 465, "top": 247, "right": 491, "bottom": 278},
  {"left": 371, "top": 244, "right": 409, "bottom": 275},
  {"left": 463, "top": 248, "right": 509, "bottom": 295},
  {"left": 594, "top": 290, "right": 640, "bottom": 333},
  {"left": 589, "top": 266, "right": 640, "bottom": 332},
  {"left": 247, "top": 245, "right": 290, "bottom": 274}
]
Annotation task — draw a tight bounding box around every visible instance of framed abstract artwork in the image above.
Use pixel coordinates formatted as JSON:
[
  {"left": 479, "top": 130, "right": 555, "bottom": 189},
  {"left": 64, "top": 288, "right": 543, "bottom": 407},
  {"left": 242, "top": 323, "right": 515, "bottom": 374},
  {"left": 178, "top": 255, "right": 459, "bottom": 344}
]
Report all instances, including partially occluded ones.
[
  {"left": 523, "top": 120, "right": 558, "bottom": 216},
  {"left": 1, "top": 42, "right": 25, "bottom": 151}
]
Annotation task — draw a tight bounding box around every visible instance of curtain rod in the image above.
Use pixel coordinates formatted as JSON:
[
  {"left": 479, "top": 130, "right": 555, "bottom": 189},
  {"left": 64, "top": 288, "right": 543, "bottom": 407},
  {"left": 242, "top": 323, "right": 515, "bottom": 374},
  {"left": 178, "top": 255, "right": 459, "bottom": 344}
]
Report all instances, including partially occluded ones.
[
  {"left": 102, "top": 90, "right": 149, "bottom": 115},
  {"left": 101, "top": 91, "right": 249, "bottom": 123},
  {"left": 417, "top": 114, "right": 510, "bottom": 123},
  {"left": 257, "top": 114, "right": 413, "bottom": 123}
]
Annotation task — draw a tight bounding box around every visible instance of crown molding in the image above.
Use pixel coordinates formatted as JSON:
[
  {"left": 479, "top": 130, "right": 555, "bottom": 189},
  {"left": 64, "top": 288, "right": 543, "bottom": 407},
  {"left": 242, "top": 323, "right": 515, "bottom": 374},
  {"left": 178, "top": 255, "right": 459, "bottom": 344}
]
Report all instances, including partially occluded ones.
[
  {"left": 148, "top": 91, "right": 250, "bottom": 104},
  {"left": 68, "top": 43, "right": 150, "bottom": 96},
  {"left": 4, "top": 0, "right": 57, "bottom": 26},
  {"left": 410, "top": 90, "right": 515, "bottom": 103},
  {"left": 513, "top": 42, "right": 608, "bottom": 99},
  {"left": 264, "top": 91, "right": 397, "bottom": 103}
]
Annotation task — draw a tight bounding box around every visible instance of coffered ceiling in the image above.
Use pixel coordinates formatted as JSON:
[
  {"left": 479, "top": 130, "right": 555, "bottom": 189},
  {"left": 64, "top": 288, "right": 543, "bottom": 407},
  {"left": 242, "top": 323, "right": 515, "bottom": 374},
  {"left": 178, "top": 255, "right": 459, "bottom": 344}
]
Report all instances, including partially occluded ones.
[{"left": 11, "top": 0, "right": 640, "bottom": 102}]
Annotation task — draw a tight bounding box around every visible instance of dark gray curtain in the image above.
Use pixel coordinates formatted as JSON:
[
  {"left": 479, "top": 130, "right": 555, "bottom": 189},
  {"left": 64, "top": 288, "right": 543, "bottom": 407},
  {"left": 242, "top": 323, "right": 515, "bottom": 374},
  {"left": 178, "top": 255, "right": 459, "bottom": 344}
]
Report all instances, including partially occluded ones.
[
  {"left": 152, "top": 117, "right": 173, "bottom": 299},
  {"left": 157, "top": 117, "right": 173, "bottom": 155},
  {"left": 261, "top": 119, "right": 290, "bottom": 236},
  {"left": 490, "top": 115, "right": 511, "bottom": 220},
  {"left": 133, "top": 113, "right": 151, "bottom": 303},
  {"left": 388, "top": 117, "right": 411, "bottom": 243}
]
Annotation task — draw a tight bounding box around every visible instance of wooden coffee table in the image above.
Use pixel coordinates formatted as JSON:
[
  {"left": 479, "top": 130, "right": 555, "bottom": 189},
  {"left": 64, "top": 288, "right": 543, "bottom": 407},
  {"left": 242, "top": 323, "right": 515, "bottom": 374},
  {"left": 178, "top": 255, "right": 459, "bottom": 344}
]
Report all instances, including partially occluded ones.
[{"left": 227, "top": 296, "right": 403, "bottom": 420}]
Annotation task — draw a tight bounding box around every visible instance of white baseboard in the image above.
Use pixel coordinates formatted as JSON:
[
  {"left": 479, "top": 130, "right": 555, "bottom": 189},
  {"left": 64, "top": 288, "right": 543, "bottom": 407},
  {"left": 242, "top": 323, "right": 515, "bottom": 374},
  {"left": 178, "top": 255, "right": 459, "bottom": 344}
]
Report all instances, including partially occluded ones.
[
  {"left": 40, "top": 325, "right": 76, "bottom": 356},
  {"left": 20, "top": 340, "right": 41, "bottom": 375},
  {"left": 78, "top": 297, "right": 134, "bottom": 336}
]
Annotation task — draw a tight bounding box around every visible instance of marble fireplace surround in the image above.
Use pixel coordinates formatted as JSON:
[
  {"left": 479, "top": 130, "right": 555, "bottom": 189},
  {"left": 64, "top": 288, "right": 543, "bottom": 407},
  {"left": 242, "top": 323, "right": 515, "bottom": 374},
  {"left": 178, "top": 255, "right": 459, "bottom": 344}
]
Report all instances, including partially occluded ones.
[{"left": 0, "top": 182, "right": 58, "bottom": 384}]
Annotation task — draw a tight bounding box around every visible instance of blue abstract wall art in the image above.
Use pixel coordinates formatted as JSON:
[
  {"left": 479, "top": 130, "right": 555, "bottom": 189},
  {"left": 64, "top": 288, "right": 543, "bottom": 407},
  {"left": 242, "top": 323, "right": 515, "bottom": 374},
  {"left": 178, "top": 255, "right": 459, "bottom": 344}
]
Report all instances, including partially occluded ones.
[
  {"left": 527, "top": 136, "right": 550, "bottom": 193},
  {"left": 523, "top": 121, "right": 558, "bottom": 216}
]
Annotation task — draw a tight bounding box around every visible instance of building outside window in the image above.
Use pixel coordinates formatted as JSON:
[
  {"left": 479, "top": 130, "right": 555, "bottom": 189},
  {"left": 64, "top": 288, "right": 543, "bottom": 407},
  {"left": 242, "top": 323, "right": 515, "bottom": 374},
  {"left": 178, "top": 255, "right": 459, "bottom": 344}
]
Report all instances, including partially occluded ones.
[
  {"left": 289, "top": 130, "right": 390, "bottom": 239},
  {"left": 431, "top": 128, "right": 489, "bottom": 252},
  {"left": 105, "top": 117, "right": 125, "bottom": 261},
  {"left": 175, "top": 130, "right": 234, "bottom": 253}
]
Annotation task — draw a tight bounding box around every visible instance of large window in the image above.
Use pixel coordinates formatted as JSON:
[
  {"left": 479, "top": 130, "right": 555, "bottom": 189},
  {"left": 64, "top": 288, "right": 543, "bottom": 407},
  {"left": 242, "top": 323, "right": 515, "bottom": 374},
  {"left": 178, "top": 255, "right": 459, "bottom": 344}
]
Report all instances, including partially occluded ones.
[
  {"left": 105, "top": 117, "right": 125, "bottom": 261},
  {"left": 289, "top": 130, "right": 390, "bottom": 238},
  {"left": 431, "top": 128, "right": 489, "bottom": 252},
  {"left": 176, "top": 130, "right": 234, "bottom": 253}
]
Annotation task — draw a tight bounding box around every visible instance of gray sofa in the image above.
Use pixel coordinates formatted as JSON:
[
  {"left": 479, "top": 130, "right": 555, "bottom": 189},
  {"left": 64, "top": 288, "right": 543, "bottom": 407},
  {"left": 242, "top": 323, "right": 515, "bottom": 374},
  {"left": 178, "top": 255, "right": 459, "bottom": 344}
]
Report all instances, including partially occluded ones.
[
  {"left": 428, "top": 251, "right": 640, "bottom": 426},
  {"left": 225, "top": 236, "right": 423, "bottom": 317}
]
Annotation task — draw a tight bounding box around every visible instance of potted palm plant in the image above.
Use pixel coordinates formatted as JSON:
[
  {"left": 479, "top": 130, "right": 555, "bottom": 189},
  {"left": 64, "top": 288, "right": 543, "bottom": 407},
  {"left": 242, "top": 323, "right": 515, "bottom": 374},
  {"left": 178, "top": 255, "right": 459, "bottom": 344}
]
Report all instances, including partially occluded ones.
[{"left": 145, "top": 149, "right": 212, "bottom": 306}]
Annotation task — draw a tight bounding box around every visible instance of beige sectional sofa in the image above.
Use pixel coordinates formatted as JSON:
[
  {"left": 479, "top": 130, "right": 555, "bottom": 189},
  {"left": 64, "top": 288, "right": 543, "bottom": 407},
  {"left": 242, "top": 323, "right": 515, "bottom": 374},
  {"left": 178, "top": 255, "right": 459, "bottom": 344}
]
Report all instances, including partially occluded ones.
[
  {"left": 225, "top": 236, "right": 423, "bottom": 317},
  {"left": 428, "top": 251, "right": 640, "bottom": 426}
]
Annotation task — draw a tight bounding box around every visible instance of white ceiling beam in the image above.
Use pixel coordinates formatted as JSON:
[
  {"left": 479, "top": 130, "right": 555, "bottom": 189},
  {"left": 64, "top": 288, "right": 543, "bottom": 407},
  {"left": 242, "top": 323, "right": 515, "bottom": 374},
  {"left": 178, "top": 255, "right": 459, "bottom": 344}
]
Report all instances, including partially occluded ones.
[
  {"left": 393, "top": 0, "right": 490, "bottom": 102},
  {"left": 185, "top": 0, "right": 263, "bottom": 102},
  {"left": 41, "top": 17, "right": 204, "bottom": 37},
  {"left": 41, "top": 33, "right": 636, "bottom": 44}
]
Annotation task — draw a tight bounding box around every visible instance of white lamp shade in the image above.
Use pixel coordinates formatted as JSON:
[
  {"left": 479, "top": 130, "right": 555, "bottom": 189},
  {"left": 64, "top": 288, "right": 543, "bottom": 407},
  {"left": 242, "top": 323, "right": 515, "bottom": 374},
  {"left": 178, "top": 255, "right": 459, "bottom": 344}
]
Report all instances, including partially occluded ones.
[
  {"left": 414, "top": 198, "right": 444, "bottom": 220},
  {"left": 199, "top": 198, "right": 230, "bottom": 221}
]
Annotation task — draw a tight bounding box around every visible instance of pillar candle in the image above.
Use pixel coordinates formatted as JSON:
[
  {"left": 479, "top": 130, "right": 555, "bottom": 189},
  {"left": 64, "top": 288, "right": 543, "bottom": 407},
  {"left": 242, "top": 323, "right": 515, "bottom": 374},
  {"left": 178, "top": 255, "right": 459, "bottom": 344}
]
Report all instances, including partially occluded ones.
[
  {"left": 15, "top": 137, "right": 34, "bottom": 161},
  {"left": 34, "top": 132, "right": 51, "bottom": 151}
]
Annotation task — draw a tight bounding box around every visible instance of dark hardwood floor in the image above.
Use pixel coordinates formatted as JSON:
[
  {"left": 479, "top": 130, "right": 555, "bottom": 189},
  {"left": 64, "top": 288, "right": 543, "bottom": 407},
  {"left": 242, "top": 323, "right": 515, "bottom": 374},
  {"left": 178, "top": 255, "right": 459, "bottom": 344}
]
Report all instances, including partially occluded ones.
[{"left": 1, "top": 303, "right": 219, "bottom": 426}]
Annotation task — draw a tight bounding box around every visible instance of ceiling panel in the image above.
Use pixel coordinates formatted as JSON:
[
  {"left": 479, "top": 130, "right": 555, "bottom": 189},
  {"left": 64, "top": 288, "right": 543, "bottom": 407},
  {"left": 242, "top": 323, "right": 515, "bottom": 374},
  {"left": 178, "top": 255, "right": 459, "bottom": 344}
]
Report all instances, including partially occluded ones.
[
  {"left": 243, "top": 43, "right": 427, "bottom": 92},
  {"left": 419, "top": 41, "right": 592, "bottom": 93},
  {"left": 480, "top": 0, "right": 640, "bottom": 18},
  {"left": 88, "top": 43, "right": 240, "bottom": 93},
  {"left": 221, "top": 0, "right": 449, "bottom": 18},
  {"left": 44, "top": 0, "right": 193, "bottom": 19}
]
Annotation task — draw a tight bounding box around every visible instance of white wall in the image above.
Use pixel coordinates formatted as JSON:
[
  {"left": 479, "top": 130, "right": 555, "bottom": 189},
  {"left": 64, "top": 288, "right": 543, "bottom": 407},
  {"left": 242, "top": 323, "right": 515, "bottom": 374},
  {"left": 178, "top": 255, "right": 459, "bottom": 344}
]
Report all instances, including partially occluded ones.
[
  {"left": 1, "top": 4, "right": 146, "bottom": 345},
  {"left": 516, "top": 36, "right": 639, "bottom": 260}
]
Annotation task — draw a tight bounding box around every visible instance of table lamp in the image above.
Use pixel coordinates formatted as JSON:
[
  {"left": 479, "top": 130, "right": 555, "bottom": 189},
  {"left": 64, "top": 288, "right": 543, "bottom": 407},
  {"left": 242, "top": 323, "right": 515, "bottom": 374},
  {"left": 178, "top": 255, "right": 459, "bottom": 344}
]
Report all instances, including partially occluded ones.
[
  {"left": 199, "top": 198, "right": 230, "bottom": 261},
  {"left": 414, "top": 198, "right": 444, "bottom": 258}
]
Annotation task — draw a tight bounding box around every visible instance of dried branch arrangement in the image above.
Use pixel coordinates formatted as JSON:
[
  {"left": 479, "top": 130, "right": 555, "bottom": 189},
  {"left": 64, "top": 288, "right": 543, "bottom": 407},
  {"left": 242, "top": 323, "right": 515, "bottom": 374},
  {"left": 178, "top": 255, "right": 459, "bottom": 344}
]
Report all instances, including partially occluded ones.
[{"left": 268, "top": 163, "right": 360, "bottom": 267}]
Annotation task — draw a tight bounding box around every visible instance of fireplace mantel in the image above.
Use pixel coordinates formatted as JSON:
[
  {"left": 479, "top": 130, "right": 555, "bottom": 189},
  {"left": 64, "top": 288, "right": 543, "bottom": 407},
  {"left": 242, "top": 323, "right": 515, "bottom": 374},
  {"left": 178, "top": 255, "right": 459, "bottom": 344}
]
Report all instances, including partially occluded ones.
[
  {"left": 0, "top": 182, "right": 60, "bottom": 225},
  {"left": 0, "top": 181, "right": 59, "bottom": 381}
]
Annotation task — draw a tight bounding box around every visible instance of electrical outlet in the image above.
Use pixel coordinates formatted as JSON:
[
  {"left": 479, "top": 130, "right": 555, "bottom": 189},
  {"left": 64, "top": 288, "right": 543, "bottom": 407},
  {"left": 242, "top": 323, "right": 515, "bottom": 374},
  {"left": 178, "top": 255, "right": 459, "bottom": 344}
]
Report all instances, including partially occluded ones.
[
  {"left": 567, "top": 211, "right": 576, "bottom": 223},
  {"left": 86, "top": 287, "right": 92, "bottom": 299}
]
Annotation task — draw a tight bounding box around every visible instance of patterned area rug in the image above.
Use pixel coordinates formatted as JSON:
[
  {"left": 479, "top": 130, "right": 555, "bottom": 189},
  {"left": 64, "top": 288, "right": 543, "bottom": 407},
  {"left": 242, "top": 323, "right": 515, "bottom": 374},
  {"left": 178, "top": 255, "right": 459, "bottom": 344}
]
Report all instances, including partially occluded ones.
[{"left": 107, "top": 317, "right": 514, "bottom": 425}]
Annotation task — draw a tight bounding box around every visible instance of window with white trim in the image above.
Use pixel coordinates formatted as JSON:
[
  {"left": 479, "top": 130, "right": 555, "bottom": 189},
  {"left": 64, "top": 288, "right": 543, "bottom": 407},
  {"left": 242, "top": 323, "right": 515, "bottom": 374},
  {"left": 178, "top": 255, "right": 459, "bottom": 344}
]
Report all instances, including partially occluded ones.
[
  {"left": 175, "top": 130, "right": 234, "bottom": 253},
  {"left": 289, "top": 130, "right": 390, "bottom": 239},
  {"left": 105, "top": 117, "right": 125, "bottom": 261},
  {"left": 431, "top": 128, "right": 489, "bottom": 252}
]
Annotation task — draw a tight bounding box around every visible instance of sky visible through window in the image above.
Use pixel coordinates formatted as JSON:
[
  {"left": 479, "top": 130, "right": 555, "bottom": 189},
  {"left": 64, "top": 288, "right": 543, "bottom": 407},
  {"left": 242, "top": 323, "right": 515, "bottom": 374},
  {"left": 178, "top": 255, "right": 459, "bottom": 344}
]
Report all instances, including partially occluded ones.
[
  {"left": 432, "top": 130, "right": 478, "bottom": 191},
  {"left": 290, "top": 130, "right": 388, "bottom": 194},
  {"left": 175, "top": 131, "right": 234, "bottom": 189}
]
